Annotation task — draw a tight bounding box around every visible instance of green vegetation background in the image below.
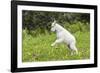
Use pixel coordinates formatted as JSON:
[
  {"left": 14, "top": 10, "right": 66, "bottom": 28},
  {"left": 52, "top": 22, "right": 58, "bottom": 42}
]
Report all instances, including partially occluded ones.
[{"left": 22, "top": 10, "right": 90, "bottom": 62}]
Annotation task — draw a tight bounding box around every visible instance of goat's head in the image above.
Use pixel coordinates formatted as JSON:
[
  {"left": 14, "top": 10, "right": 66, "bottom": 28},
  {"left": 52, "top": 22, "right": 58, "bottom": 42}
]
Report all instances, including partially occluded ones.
[{"left": 51, "top": 20, "right": 57, "bottom": 32}]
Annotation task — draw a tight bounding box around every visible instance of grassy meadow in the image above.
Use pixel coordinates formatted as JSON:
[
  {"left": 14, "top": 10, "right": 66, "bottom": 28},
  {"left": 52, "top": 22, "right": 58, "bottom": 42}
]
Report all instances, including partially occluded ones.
[{"left": 22, "top": 30, "right": 90, "bottom": 62}]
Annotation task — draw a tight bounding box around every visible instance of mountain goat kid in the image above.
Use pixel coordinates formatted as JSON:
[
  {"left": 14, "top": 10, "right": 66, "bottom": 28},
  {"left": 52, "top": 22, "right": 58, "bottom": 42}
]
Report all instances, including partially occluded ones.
[{"left": 51, "top": 20, "right": 78, "bottom": 55}]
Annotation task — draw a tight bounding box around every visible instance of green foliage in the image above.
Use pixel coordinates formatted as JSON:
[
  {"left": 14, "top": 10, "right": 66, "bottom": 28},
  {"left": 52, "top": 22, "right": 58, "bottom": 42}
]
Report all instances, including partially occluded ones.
[
  {"left": 22, "top": 10, "right": 90, "bottom": 34},
  {"left": 65, "top": 22, "right": 90, "bottom": 33},
  {"left": 23, "top": 22, "right": 90, "bottom": 37},
  {"left": 22, "top": 30, "right": 90, "bottom": 62},
  {"left": 67, "top": 23, "right": 80, "bottom": 33}
]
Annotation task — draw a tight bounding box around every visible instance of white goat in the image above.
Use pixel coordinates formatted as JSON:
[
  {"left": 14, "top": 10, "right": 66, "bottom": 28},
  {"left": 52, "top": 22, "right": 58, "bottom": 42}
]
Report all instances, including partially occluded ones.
[{"left": 51, "top": 20, "right": 78, "bottom": 55}]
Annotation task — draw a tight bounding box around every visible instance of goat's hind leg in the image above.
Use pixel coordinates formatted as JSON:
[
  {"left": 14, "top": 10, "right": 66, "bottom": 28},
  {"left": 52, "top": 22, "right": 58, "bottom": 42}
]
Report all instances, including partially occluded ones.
[{"left": 69, "top": 43, "right": 78, "bottom": 55}]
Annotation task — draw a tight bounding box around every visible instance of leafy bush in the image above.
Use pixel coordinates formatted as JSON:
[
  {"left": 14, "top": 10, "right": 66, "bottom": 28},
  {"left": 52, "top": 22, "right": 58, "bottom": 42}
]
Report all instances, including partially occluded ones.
[
  {"left": 68, "top": 23, "right": 80, "bottom": 33},
  {"left": 22, "top": 10, "right": 90, "bottom": 34},
  {"left": 64, "top": 22, "right": 90, "bottom": 33}
]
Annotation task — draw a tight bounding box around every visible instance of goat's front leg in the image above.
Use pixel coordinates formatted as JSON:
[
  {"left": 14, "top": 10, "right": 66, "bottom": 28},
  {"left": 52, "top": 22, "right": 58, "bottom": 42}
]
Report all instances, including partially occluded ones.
[{"left": 51, "top": 39, "right": 63, "bottom": 47}]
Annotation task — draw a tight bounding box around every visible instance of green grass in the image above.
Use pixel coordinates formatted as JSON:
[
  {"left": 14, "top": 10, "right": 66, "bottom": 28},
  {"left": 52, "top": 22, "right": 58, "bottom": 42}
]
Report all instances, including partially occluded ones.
[{"left": 22, "top": 31, "right": 90, "bottom": 62}]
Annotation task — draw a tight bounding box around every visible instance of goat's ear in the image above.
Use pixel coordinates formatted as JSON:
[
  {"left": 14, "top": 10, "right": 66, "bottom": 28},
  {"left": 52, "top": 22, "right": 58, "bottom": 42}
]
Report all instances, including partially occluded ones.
[{"left": 54, "top": 20, "right": 56, "bottom": 24}]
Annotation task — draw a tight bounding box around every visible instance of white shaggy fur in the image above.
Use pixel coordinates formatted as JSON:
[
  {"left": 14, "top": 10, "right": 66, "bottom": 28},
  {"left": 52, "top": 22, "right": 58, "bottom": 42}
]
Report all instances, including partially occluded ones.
[{"left": 51, "top": 20, "right": 78, "bottom": 55}]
